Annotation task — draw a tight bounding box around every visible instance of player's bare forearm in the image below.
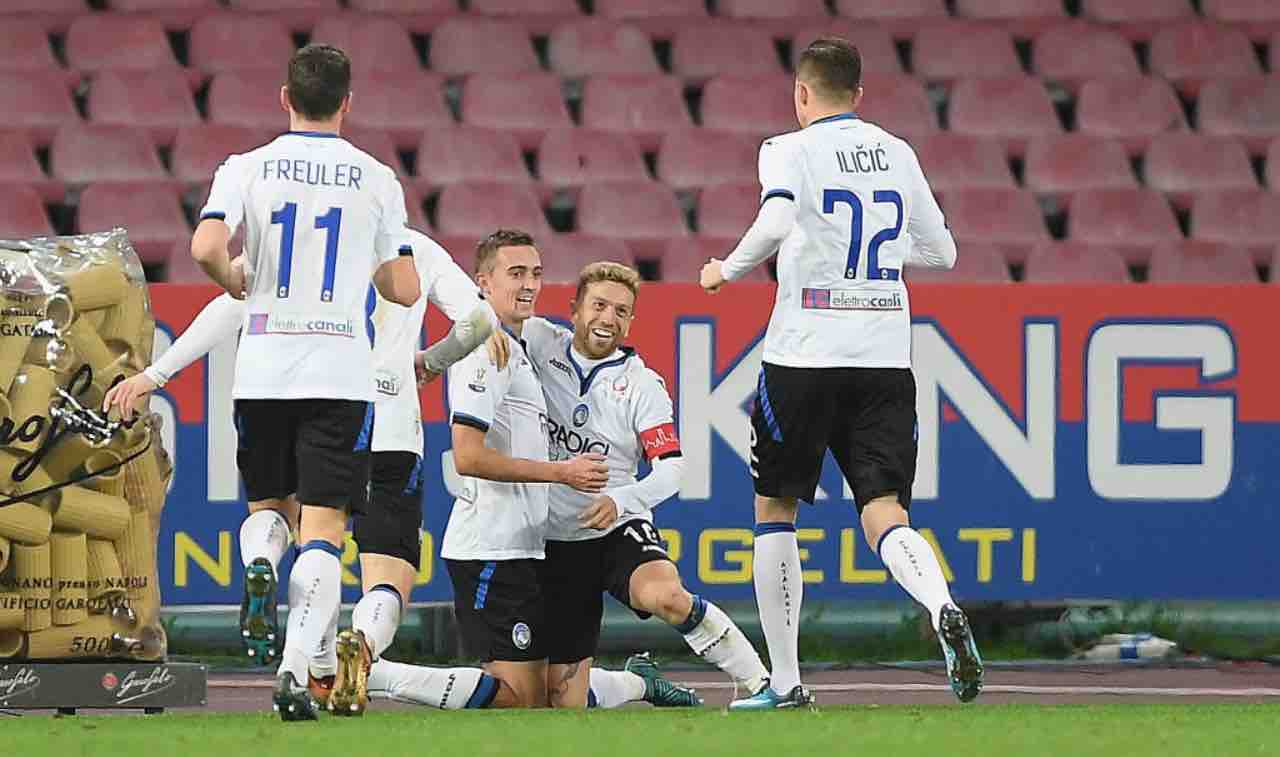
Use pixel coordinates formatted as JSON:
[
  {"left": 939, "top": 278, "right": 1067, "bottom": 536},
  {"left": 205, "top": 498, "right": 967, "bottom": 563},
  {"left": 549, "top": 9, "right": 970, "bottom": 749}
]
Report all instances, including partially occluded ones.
[
  {"left": 451, "top": 425, "right": 565, "bottom": 484},
  {"left": 190, "top": 219, "right": 236, "bottom": 294}
]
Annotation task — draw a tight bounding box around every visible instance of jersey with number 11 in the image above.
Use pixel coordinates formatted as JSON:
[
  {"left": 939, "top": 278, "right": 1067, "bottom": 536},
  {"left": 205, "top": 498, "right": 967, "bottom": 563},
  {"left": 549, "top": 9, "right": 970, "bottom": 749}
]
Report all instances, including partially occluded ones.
[{"left": 201, "top": 131, "right": 411, "bottom": 401}]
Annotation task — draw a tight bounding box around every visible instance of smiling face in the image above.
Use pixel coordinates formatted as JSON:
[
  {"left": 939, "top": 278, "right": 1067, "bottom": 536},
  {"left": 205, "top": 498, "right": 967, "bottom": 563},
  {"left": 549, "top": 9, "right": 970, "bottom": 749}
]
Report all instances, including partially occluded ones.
[
  {"left": 571, "top": 277, "right": 637, "bottom": 359},
  {"left": 478, "top": 244, "right": 542, "bottom": 327}
]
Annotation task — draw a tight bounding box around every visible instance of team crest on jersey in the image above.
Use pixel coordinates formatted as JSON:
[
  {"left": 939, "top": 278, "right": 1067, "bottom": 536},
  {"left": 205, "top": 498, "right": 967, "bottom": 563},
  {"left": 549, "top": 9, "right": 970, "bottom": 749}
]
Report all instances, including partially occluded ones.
[
  {"left": 512, "top": 622, "right": 532, "bottom": 650},
  {"left": 572, "top": 403, "right": 590, "bottom": 427},
  {"left": 612, "top": 375, "right": 629, "bottom": 394}
]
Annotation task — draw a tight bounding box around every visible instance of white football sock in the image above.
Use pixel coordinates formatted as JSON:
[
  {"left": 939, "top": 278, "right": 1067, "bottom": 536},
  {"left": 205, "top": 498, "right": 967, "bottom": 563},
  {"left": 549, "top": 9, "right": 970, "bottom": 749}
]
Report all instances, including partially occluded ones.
[
  {"left": 752, "top": 523, "right": 803, "bottom": 695},
  {"left": 588, "top": 668, "right": 646, "bottom": 708},
  {"left": 309, "top": 602, "right": 339, "bottom": 679},
  {"left": 368, "top": 659, "right": 498, "bottom": 709},
  {"left": 352, "top": 584, "right": 402, "bottom": 661},
  {"left": 877, "top": 525, "right": 954, "bottom": 630},
  {"left": 677, "top": 596, "right": 769, "bottom": 694},
  {"left": 239, "top": 509, "right": 291, "bottom": 569},
  {"left": 281, "top": 541, "right": 342, "bottom": 683}
]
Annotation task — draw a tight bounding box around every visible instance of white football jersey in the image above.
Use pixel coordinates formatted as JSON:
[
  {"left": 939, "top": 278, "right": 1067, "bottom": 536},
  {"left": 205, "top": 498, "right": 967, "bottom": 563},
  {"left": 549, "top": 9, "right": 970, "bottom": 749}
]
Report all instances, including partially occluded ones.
[
  {"left": 201, "top": 130, "right": 412, "bottom": 401},
  {"left": 743, "top": 113, "right": 952, "bottom": 369},
  {"left": 440, "top": 332, "right": 550, "bottom": 560},
  {"left": 522, "top": 318, "right": 680, "bottom": 542}
]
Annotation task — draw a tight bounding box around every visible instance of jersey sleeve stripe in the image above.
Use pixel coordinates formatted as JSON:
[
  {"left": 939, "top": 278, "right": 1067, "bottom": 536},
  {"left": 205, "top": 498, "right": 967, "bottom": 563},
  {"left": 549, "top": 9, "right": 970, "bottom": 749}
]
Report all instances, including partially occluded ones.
[
  {"left": 200, "top": 211, "right": 227, "bottom": 221},
  {"left": 398, "top": 244, "right": 413, "bottom": 256},
  {"left": 761, "top": 189, "right": 795, "bottom": 204},
  {"left": 451, "top": 412, "right": 490, "bottom": 432}
]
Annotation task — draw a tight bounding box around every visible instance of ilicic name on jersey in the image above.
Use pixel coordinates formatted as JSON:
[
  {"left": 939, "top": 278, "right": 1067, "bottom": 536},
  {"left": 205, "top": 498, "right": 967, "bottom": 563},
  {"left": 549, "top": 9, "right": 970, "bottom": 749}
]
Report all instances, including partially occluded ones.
[{"left": 836, "top": 146, "right": 891, "bottom": 174}]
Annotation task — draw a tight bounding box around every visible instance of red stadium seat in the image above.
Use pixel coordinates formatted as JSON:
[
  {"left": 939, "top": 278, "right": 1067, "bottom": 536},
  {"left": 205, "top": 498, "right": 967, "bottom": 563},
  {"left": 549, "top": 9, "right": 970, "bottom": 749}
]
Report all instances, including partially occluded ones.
[
  {"left": 1023, "top": 241, "right": 1130, "bottom": 282},
  {"left": 0, "top": 71, "right": 80, "bottom": 147},
  {"left": 791, "top": 23, "right": 902, "bottom": 74},
  {"left": 955, "top": 0, "right": 1068, "bottom": 38},
  {"left": 462, "top": 73, "right": 572, "bottom": 151},
  {"left": 1144, "top": 134, "right": 1256, "bottom": 210},
  {"left": 346, "top": 71, "right": 452, "bottom": 149},
  {"left": 88, "top": 69, "right": 201, "bottom": 147},
  {"left": 1148, "top": 240, "right": 1258, "bottom": 282},
  {"left": 857, "top": 73, "right": 939, "bottom": 140},
  {"left": 0, "top": 0, "right": 86, "bottom": 33},
  {"left": 913, "top": 22, "right": 1022, "bottom": 82},
  {"left": 1190, "top": 189, "right": 1280, "bottom": 262},
  {"left": 416, "top": 128, "right": 530, "bottom": 191},
  {"left": 1033, "top": 22, "right": 1140, "bottom": 92},
  {"left": 65, "top": 15, "right": 182, "bottom": 76},
  {"left": 660, "top": 237, "right": 772, "bottom": 282},
  {"left": 1022, "top": 135, "right": 1135, "bottom": 200},
  {"left": 51, "top": 125, "right": 169, "bottom": 186},
  {"left": 906, "top": 242, "right": 1012, "bottom": 283},
  {"left": 1067, "top": 189, "right": 1181, "bottom": 264},
  {"left": 226, "top": 0, "right": 339, "bottom": 32},
  {"left": 833, "top": 0, "right": 948, "bottom": 39},
  {"left": 1081, "top": 0, "right": 1195, "bottom": 41},
  {"left": 540, "top": 234, "right": 635, "bottom": 283},
  {"left": 940, "top": 188, "right": 1049, "bottom": 263},
  {"left": 78, "top": 181, "right": 188, "bottom": 264},
  {"left": 171, "top": 124, "right": 274, "bottom": 185},
  {"left": 430, "top": 17, "right": 539, "bottom": 76},
  {"left": 0, "top": 185, "right": 54, "bottom": 238},
  {"left": 1075, "top": 76, "right": 1187, "bottom": 155},
  {"left": 1149, "top": 22, "right": 1260, "bottom": 98},
  {"left": 469, "top": 0, "right": 581, "bottom": 36},
  {"left": 341, "top": 126, "right": 405, "bottom": 176},
  {"left": 345, "top": 0, "right": 459, "bottom": 33},
  {"left": 717, "top": 0, "right": 830, "bottom": 37},
  {"left": 310, "top": 15, "right": 422, "bottom": 76},
  {"left": 657, "top": 130, "right": 758, "bottom": 191},
  {"left": 577, "top": 181, "right": 688, "bottom": 259},
  {"left": 914, "top": 134, "right": 1014, "bottom": 191},
  {"left": 1198, "top": 76, "right": 1280, "bottom": 155},
  {"left": 1266, "top": 137, "right": 1280, "bottom": 188},
  {"left": 701, "top": 74, "right": 796, "bottom": 143},
  {"left": 697, "top": 182, "right": 759, "bottom": 239},
  {"left": 0, "top": 132, "right": 62, "bottom": 202},
  {"left": 948, "top": 76, "right": 1061, "bottom": 157},
  {"left": 672, "top": 24, "right": 783, "bottom": 83},
  {"left": 401, "top": 182, "right": 430, "bottom": 233},
  {"left": 190, "top": 14, "right": 294, "bottom": 74},
  {"left": 537, "top": 129, "right": 648, "bottom": 191},
  {"left": 548, "top": 19, "right": 660, "bottom": 77},
  {"left": 581, "top": 75, "right": 692, "bottom": 152},
  {"left": 165, "top": 238, "right": 208, "bottom": 283},
  {"left": 1205, "top": 0, "right": 1280, "bottom": 42},
  {"left": 105, "top": 0, "right": 221, "bottom": 32},
  {"left": 207, "top": 71, "right": 290, "bottom": 131},
  {"left": 0, "top": 20, "right": 78, "bottom": 86},
  {"left": 593, "top": 0, "right": 707, "bottom": 38},
  {"left": 435, "top": 182, "right": 551, "bottom": 238}
]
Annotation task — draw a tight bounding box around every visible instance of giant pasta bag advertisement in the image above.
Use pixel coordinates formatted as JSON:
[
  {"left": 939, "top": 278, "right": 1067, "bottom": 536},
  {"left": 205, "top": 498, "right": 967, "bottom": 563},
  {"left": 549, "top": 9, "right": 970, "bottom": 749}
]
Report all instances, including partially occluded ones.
[{"left": 0, "top": 229, "right": 171, "bottom": 662}]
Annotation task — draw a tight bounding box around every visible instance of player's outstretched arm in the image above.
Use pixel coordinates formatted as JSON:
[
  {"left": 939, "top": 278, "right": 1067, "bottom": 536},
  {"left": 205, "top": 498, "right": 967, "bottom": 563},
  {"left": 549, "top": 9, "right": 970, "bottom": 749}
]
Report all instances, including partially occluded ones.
[
  {"left": 451, "top": 424, "right": 609, "bottom": 492},
  {"left": 417, "top": 300, "right": 498, "bottom": 381}
]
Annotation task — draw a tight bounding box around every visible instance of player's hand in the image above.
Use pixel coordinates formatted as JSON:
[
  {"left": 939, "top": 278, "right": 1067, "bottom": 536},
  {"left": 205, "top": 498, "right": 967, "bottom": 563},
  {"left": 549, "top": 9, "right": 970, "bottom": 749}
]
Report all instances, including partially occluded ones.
[
  {"left": 102, "top": 373, "right": 158, "bottom": 421},
  {"left": 700, "top": 258, "right": 727, "bottom": 294},
  {"left": 486, "top": 330, "right": 510, "bottom": 371},
  {"left": 579, "top": 495, "right": 619, "bottom": 530},
  {"left": 226, "top": 255, "right": 248, "bottom": 300},
  {"left": 413, "top": 351, "right": 441, "bottom": 386},
  {"left": 558, "top": 453, "right": 609, "bottom": 493}
]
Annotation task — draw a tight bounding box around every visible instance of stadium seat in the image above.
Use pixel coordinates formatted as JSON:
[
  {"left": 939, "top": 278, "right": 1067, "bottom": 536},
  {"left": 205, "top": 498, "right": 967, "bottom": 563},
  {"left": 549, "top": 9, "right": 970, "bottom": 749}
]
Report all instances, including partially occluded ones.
[
  {"left": 697, "top": 183, "right": 759, "bottom": 239},
  {"left": 913, "top": 134, "right": 1014, "bottom": 191},
  {"left": 905, "top": 242, "right": 1012, "bottom": 283},
  {"left": 540, "top": 234, "right": 635, "bottom": 283},
  {"left": 346, "top": 71, "right": 452, "bottom": 149},
  {"left": 1266, "top": 137, "right": 1280, "bottom": 188},
  {"left": 1144, "top": 134, "right": 1257, "bottom": 210},
  {"left": 309, "top": 15, "right": 422, "bottom": 76},
  {"left": 717, "top": 0, "right": 831, "bottom": 37},
  {"left": 948, "top": 76, "right": 1061, "bottom": 157},
  {"left": 345, "top": 0, "right": 458, "bottom": 33},
  {"left": 1081, "top": 0, "right": 1195, "bottom": 41},
  {"left": 0, "top": 132, "right": 62, "bottom": 202},
  {"left": 207, "top": 71, "right": 291, "bottom": 131},
  {"left": 1022, "top": 135, "right": 1135, "bottom": 200},
  {"left": 105, "top": 0, "right": 221, "bottom": 32},
  {"left": 1198, "top": 76, "right": 1280, "bottom": 155},
  {"left": 912, "top": 23, "right": 1023, "bottom": 82},
  {"left": 581, "top": 75, "right": 692, "bottom": 152},
  {"left": 469, "top": 0, "right": 582, "bottom": 36},
  {"left": 548, "top": 19, "right": 660, "bottom": 77},
  {"left": 65, "top": 15, "right": 183, "bottom": 76},
  {"left": 791, "top": 23, "right": 902, "bottom": 74},
  {"left": 592, "top": 0, "right": 708, "bottom": 38},
  {"left": 226, "top": 0, "right": 339, "bottom": 32},
  {"left": 0, "top": 0, "right": 86, "bottom": 33},
  {"left": 940, "top": 188, "right": 1049, "bottom": 263},
  {"left": 51, "top": 125, "right": 169, "bottom": 186},
  {"left": 1023, "top": 241, "right": 1130, "bottom": 282},
  {"left": 1075, "top": 76, "right": 1187, "bottom": 155},
  {"left": 165, "top": 238, "right": 208, "bottom": 283},
  {"left": 660, "top": 237, "right": 772, "bottom": 282},
  {"left": 671, "top": 24, "right": 784, "bottom": 83},
  {"left": 954, "top": 0, "right": 1068, "bottom": 38},
  {"left": 656, "top": 130, "right": 758, "bottom": 191},
  {"left": 0, "top": 185, "right": 53, "bottom": 238},
  {"left": 1204, "top": 0, "right": 1280, "bottom": 42},
  {"left": 857, "top": 73, "right": 939, "bottom": 140},
  {"left": 577, "top": 181, "right": 688, "bottom": 259},
  {"left": 430, "top": 17, "right": 539, "bottom": 76},
  {"left": 462, "top": 73, "right": 572, "bottom": 151},
  {"left": 341, "top": 126, "right": 405, "bottom": 176},
  {"left": 832, "top": 0, "right": 948, "bottom": 39},
  {"left": 1147, "top": 240, "right": 1259, "bottom": 282},
  {"left": 190, "top": 14, "right": 294, "bottom": 74},
  {"left": 1067, "top": 189, "right": 1181, "bottom": 264},
  {"left": 1190, "top": 189, "right": 1280, "bottom": 261},
  {"left": 402, "top": 182, "right": 430, "bottom": 233},
  {"left": 1149, "top": 22, "right": 1260, "bottom": 98},
  {"left": 0, "top": 20, "right": 78, "bottom": 85},
  {"left": 171, "top": 124, "right": 274, "bottom": 186},
  {"left": 78, "top": 181, "right": 188, "bottom": 264},
  {"left": 701, "top": 74, "right": 796, "bottom": 143},
  {"left": 88, "top": 69, "right": 201, "bottom": 147},
  {"left": 1032, "top": 22, "right": 1140, "bottom": 91},
  {"left": 537, "top": 129, "right": 648, "bottom": 192},
  {"left": 416, "top": 128, "right": 530, "bottom": 191},
  {"left": 0, "top": 71, "right": 80, "bottom": 147},
  {"left": 435, "top": 182, "right": 551, "bottom": 239}
]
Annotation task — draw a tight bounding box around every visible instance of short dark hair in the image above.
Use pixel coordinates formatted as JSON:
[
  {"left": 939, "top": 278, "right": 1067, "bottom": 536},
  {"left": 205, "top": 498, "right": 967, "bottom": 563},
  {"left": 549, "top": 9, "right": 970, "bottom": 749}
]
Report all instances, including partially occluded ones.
[
  {"left": 286, "top": 44, "right": 351, "bottom": 121},
  {"left": 796, "top": 37, "right": 862, "bottom": 101},
  {"left": 475, "top": 229, "right": 537, "bottom": 275}
]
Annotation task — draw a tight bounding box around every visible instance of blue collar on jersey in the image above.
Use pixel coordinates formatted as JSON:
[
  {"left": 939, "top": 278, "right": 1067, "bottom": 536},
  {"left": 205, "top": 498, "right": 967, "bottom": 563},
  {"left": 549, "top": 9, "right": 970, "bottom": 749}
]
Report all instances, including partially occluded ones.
[
  {"left": 809, "top": 112, "right": 859, "bottom": 127},
  {"left": 501, "top": 323, "right": 530, "bottom": 355},
  {"left": 284, "top": 130, "right": 341, "bottom": 138},
  {"left": 566, "top": 343, "right": 634, "bottom": 397}
]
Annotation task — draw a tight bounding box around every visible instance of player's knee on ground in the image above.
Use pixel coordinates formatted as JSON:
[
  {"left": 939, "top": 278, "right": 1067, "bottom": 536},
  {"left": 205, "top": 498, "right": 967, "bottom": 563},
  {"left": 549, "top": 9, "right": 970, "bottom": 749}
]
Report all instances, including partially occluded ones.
[
  {"left": 754, "top": 495, "right": 799, "bottom": 525},
  {"left": 860, "top": 495, "right": 909, "bottom": 549},
  {"left": 547, "top": 660, "right": 592, "bottom": 709},
  {"left": 490, "top": 677, "right": 524, "bottom": 709},
  {"left": 486, "top": 662, "right": 549, "bottom": 708}
]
